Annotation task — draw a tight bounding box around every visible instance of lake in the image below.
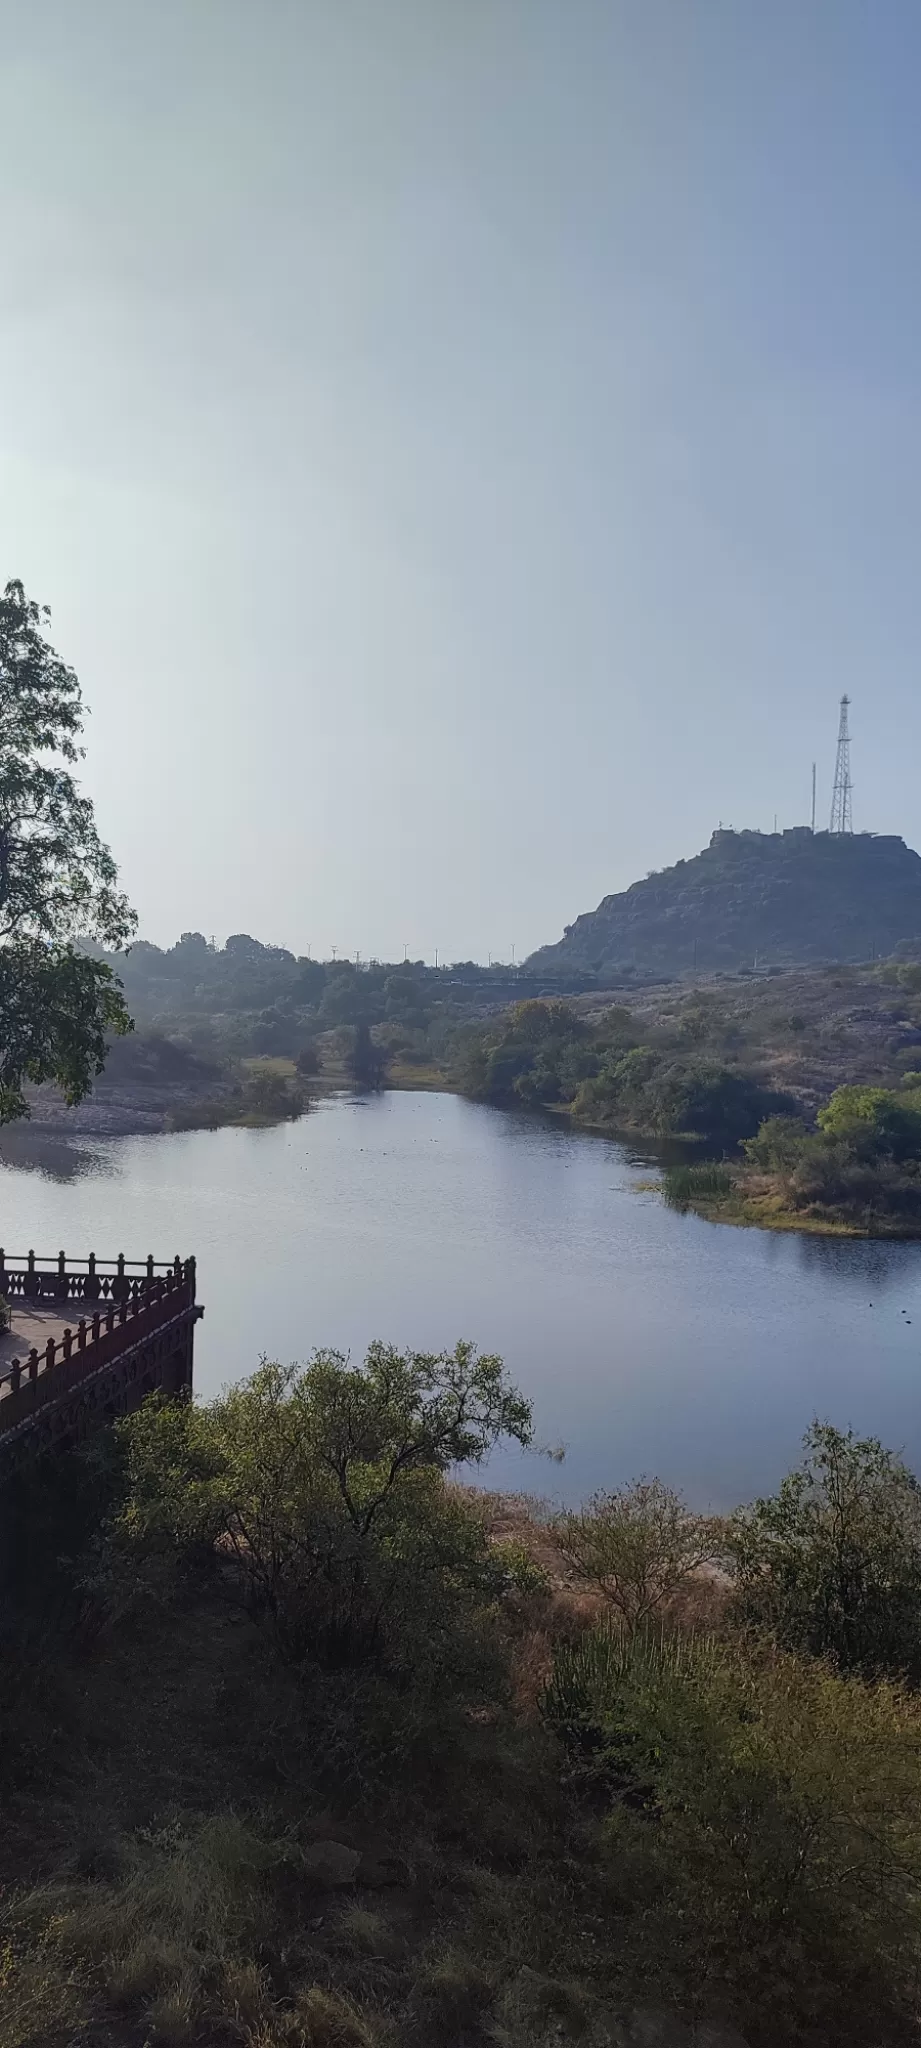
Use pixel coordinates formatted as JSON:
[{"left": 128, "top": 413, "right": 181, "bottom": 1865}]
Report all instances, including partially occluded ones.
[{"left": 1, "top": 1088, "right": 920, "bottom": 1509}]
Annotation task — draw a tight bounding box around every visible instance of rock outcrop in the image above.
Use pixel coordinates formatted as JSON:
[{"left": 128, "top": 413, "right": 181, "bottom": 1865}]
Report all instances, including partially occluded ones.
[{"left": 527, "top": 829, "right": 921, "bottom": 979}]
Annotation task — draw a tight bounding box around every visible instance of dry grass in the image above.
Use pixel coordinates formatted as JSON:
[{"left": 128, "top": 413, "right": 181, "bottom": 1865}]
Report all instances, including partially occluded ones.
[
  {"left": 0, "top": 1814, "right": 285, "bottom": 2047},
  {"left": 458, "top": 1488, "right": 729, "bottom": 1707},
  {"left": 0, "top": 1477, "right": 880, "bottom": 2048}
]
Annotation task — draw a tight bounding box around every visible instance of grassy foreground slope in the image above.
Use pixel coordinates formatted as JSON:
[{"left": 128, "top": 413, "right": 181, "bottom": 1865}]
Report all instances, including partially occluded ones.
[{"left": 4, "top": 1353, "right": 921, "bottom": 2046}]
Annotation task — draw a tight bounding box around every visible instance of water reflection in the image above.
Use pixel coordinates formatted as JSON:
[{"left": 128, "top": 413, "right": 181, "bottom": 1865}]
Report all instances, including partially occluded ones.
[
  {"left": 0, "top": 1128, "right": 115, "bottom": 1184},
  {"left": 788, "top": 1233, "right": 921, "bottom": 1294}
]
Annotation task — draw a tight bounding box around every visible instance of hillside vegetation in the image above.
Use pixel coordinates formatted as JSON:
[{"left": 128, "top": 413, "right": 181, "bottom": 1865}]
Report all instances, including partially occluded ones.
[
  {"left": 527, "top": 828, "right": 921, "bottom": 979},
  {"left": 5, "top": 1363, "right": 921, "bottom": 2045},
  {"left": 455, "top": 996, "right": 796, "bottom": 1145},
  {"left": 453, "top": 955, "right": 921, "bottom": 1135},
  {"left": 666, "top": 1075, "right": 921, "bottom": 1235},
  {"left": 454, "top": 972, "right": 921, "bottom": 1231}
]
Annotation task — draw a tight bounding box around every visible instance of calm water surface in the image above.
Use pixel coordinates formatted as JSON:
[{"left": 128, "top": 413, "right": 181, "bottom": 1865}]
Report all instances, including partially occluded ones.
[{"left": 1, "top": 1090, "right": 920, "bottom": 1508}]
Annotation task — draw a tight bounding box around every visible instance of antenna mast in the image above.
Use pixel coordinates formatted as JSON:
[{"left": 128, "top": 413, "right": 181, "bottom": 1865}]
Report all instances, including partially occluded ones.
[{"left": 829, "top": 695, "right": 853, "bottom": 834}]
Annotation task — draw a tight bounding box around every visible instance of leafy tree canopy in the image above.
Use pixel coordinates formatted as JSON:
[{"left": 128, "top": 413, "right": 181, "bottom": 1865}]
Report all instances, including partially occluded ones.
[
  {"left": 728, "top": 1420, "right": 921, "bottom": 1678},
  {"left": 114, "top": 1341, "right": 533, "bottom": 1667},
  {"left": 817, "top": 1084, "right": 921, "bottom": 1160},
  {"left": 0, "top": 580, "right": 135, "bottom": 1120}
]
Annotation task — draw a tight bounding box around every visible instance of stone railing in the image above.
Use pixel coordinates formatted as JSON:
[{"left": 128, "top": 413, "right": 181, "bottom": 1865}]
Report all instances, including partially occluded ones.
[
  {"left": 0, "top": 1250, "right": 188, "bottom": 1305},
  {"left": 0, "top": 1258, "right": 198, "bottom": 1441}
]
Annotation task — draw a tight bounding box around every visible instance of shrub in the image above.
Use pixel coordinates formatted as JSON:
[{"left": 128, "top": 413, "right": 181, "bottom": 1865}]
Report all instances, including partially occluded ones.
[
  {"left": 550, "top": 1479, "right": 720, "bottom": 1631},
  {"left": 240, "top": 1071, "right": 306, "bottom": 1121},
  {"left": 542, "top": 1624, "right": 921, "bottom": 2040},
  {"left": 743, "top": 1114, "right": 809, "bottom": 1170},
  {"left": 506, "top": 999, "right": 582, "bottom": 1045},
  {"left": 817, "top": 1084, "right": 921, "bottom": 1159},
  {"left": 574, "top": 1053, "right": 795, "bottom": 1145},
  {"left": 347, "top": 1023, "right": 387, "bottom": 1089},
  {"left": 726, "top": 1421, "right": 921, "bottom": 1679},
  {"left": 166, "top": 1072, "right": 306, "bottom": 1131},
  {"left": 660, "top": 1065, "right": 796, "bottom": 1145},
  {"left": 509, "top": 1057, "right": 563, "bottom": 1107},
  {"left": 662, "top": 1161, "right": 733, "bottom": 1207},
  {"left": 787, "top": 1137, "right": 921, "bottom": 1218},
  {"left": 112, "top": 1343, "right": 533, "bottom": 1675}
]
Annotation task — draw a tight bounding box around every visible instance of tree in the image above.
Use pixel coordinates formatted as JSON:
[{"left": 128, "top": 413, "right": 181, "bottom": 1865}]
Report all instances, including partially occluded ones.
[
  {"left": 114, "top": 1342, "right": 533, "bottom": 1666},
  {"left": 0, "top": 580, "right": 135, "bottom": 1120},
  {"left": 507, "top": 998, "right": 581, "bottom": 1045},
  {"left": 727, "top": 1421, "right": 921, "bottom": 1678},
  {"left": 817, "top": 1085, "right": 921, "bottom": 1162},
  {"left": 655, "top": 1064, "right": 795, "bottom": 1145},
  {"left": 348, "top": 1020, "right": 387, "bottom": 1089}
]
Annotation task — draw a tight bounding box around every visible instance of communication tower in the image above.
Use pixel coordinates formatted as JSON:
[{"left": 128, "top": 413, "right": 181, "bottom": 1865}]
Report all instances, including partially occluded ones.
[{"left": 829, "top": 694, "right": 853, "bottom": 834}]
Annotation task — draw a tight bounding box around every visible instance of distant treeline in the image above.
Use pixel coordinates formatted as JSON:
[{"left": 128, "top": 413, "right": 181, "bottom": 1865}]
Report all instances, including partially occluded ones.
[{"left": 92, "top": 933, "right": 595, "bottom": 1063}]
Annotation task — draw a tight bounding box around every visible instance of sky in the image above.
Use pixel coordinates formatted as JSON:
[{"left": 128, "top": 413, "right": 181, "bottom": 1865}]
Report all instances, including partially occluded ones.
[{"left": 2, "top": 1, "right": 921, "bottom": 963}]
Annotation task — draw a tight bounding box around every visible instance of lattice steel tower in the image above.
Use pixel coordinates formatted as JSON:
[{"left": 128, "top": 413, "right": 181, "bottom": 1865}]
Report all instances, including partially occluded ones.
[{"left": 829, "top": 693, "right": 853, "bottom": 834}]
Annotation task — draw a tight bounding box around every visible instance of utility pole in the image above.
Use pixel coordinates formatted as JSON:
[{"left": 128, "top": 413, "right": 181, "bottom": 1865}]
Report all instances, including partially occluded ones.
[
  {"left": 811, "top": 762, "right": 816, "bottom": 834},
  {"left": 830, "top": 695, "right": 854, "bottom": 834}
]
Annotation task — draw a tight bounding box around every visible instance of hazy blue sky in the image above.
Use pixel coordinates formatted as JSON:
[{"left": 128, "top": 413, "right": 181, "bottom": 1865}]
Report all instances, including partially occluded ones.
[{"left": 3, "top": 1, "right": 921, "bottom": 961}]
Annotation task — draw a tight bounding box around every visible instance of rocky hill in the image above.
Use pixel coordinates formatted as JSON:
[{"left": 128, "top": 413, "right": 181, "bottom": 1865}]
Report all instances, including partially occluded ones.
[{"left": 527, "top": 828, "right": 921, "bottom": 978}]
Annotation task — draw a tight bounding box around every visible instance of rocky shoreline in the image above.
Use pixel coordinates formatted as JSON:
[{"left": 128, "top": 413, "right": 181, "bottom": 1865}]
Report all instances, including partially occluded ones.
[{"left": 13, "top": 1080, "right": 227, "bottom": 1140}]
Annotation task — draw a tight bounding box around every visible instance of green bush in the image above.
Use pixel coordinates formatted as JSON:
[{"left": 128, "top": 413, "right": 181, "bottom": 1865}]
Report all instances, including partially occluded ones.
[
  {"left": 743, "top": 1114, "right": 809, "bottom": 1170},
  {"left": 543, "top": 1624, "right": 921, "bottom": 2040},
  {"left": 789, "top": 1139, "right": 921, "bottom": 1220},
  {"left": 575, "top": 1053, "right": 795, "bottom": 1145},
  {"left": 741, "top": 1093, "right": 921, "bottom": 1222},
  {"left": 817, "top": 1084, "right": 921, "bottom": 1160},
  {"left": 239, "top": 1070, "right": 306, "bottom": 1120},
  {"left": 551, "top": 1478, "right": 720, "bottom": 1630},
  {"left": 111, "top": 1343, "right": 533, "bottom": 1677},
  {"left": 726, "top": 1422, "right": 921, "bottom": 1680}
]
